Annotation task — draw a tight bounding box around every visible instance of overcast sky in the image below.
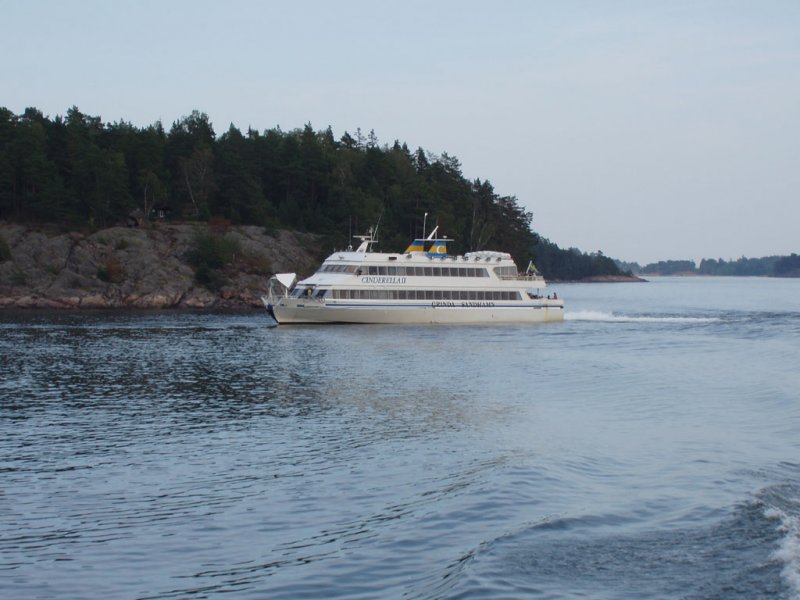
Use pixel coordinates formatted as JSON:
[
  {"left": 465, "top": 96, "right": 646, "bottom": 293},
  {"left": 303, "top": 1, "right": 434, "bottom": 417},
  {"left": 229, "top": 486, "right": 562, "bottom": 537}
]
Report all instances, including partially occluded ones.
[{"left": 3, "top": 0, "right": 798, "bottom": 264}]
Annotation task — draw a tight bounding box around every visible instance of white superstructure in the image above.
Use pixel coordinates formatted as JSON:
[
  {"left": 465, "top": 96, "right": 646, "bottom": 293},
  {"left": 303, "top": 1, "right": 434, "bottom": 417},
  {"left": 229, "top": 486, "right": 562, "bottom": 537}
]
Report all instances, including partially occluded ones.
[{"left": 263, "top": 228, "right": 564, "bottom": 324}]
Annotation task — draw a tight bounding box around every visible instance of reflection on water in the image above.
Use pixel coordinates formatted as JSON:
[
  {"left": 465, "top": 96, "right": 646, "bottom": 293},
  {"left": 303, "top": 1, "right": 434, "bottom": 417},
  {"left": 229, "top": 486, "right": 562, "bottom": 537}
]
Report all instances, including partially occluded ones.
[{"left": 2, "top": 279, "right": 800, "bottom": 599}]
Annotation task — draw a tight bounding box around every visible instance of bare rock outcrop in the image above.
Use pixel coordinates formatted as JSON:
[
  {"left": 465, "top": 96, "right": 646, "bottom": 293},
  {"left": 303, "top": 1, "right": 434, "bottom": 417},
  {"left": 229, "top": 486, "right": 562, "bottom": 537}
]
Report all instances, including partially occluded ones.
[{"left": 0, "top": 222, "right": 321, "bottom": 309}]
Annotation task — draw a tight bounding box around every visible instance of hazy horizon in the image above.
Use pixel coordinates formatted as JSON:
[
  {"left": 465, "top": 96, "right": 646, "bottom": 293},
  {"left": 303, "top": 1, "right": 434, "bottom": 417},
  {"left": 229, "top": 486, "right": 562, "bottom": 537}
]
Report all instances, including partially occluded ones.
[{"left": 3, "top": 0, "right": 798, "bottom": 265}]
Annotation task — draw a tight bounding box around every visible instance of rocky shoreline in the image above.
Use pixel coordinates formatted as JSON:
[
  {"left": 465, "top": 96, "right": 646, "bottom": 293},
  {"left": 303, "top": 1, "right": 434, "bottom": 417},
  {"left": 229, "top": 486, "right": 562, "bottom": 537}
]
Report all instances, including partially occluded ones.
[
  {"left": 0, "top": 222, "right": 645, "bottom": 310},
  {"left": 0, "top": 222, "right": 322, "bottom": 310}
]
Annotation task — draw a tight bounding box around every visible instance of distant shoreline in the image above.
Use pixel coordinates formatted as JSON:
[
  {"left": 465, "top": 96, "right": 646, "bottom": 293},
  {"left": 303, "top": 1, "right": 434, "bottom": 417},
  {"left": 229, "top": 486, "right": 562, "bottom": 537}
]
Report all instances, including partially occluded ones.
[{"left": 554, "top": 275, "right": 646, "bottom": 283}]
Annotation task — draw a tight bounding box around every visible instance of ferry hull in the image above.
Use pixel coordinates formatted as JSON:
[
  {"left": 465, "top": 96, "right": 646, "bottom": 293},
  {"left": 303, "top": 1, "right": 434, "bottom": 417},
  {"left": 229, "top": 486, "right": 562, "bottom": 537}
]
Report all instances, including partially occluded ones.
[{"left": 268, "top": 300, "right": 564, "bottom": 324}]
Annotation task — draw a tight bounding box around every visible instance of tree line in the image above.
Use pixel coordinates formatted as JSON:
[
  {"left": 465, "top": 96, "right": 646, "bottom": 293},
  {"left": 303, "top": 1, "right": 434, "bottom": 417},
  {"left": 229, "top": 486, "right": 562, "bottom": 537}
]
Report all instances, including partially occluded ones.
[
  {"left": 621, "top": 254, "right": 800, "bottom": 277},
  {"left": 0, "top": 106, "right": 629, "bottom": 280}
]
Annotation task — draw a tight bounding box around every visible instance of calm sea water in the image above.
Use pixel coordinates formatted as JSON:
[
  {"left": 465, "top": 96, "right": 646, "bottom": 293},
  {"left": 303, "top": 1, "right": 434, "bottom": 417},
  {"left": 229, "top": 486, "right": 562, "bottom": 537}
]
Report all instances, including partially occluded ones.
[{"left": 2, "top": 276, "right": 799, "bottom": 599}]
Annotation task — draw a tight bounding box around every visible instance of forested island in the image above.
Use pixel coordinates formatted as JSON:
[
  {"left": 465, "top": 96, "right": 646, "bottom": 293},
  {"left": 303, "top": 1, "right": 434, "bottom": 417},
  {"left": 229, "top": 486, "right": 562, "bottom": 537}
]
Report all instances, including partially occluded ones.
[
  {"left": 1, "top": 106, "right": 632, "bottom": 254},
  {"left": 617, "top": 255, "right": 800, "bottom": 277}
]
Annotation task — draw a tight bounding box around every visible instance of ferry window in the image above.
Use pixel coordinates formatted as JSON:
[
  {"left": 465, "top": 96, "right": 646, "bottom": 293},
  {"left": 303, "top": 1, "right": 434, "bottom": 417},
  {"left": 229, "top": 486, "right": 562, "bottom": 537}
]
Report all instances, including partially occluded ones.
[
  {"left": 425, "top": 290, "right": 434, "bottom": 300},
  {"left": 366, "top": 266, "right": 376, "bottom": 275},
  {"left": 493, "top": 266, "right": 516, "bottom": 278},
  {"left": 397, "top": 290, "right": 406, "bottom": 300},
  {"left": 432, "top": 267, "right": 441, "bottom": 277},
  {"left": 434, "top": 290, "right": 443, "bottom": 300},
  {"left": 425, "top": 267, "right": 433, "bottom": 277},
  {"left": 468, "top": 291, "right": 477, "bottom": 300},
  {"left": 315, "top": 289, "right": 327, "bottom": 298},
  {"left": 376, "top": 266, "right": 386, "bottom": 275}
]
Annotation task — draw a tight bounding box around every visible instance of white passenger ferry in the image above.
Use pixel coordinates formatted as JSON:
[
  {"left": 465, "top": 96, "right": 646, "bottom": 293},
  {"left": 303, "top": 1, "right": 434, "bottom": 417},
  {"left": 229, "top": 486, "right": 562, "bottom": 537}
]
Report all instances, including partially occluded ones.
[{"left": 263, "top": 227, "right": 564, "bottom": 324}]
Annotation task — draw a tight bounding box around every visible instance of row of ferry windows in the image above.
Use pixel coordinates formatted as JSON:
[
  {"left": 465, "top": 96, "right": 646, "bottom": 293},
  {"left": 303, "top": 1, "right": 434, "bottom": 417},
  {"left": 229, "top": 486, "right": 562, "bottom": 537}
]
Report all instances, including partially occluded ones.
[
  {"left": 319, "top": 264, "right": 491, "bottom": 277},
  {"left": 328, "top": 289, "right": 522, "bottom": 301}
]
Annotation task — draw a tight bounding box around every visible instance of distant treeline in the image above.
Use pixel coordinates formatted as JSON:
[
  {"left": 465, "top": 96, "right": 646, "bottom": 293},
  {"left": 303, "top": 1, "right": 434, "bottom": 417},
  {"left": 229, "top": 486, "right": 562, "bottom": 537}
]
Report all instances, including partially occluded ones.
[
  {"left": 617, "top": 254, "right": 800, "bottom": 277},
  {"left": 0, "top": 106, "right": 627, "bottom": 280}
]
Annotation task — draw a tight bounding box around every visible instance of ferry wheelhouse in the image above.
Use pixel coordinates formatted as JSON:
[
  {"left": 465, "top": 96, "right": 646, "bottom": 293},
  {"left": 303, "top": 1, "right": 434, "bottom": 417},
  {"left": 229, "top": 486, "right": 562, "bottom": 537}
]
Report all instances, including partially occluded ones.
[{"left": 263, "top": 227, "right": 564, "bottom": 324}]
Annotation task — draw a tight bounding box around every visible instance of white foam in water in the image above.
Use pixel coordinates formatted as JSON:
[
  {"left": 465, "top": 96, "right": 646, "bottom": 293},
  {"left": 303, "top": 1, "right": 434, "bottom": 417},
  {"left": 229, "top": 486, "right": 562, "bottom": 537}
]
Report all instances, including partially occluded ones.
[
  {"left": 565, "top": 310, "right": 719, "bottom": 324},
  {"left": 766, "top": 507, "right": 800, "bottom": 597}
]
